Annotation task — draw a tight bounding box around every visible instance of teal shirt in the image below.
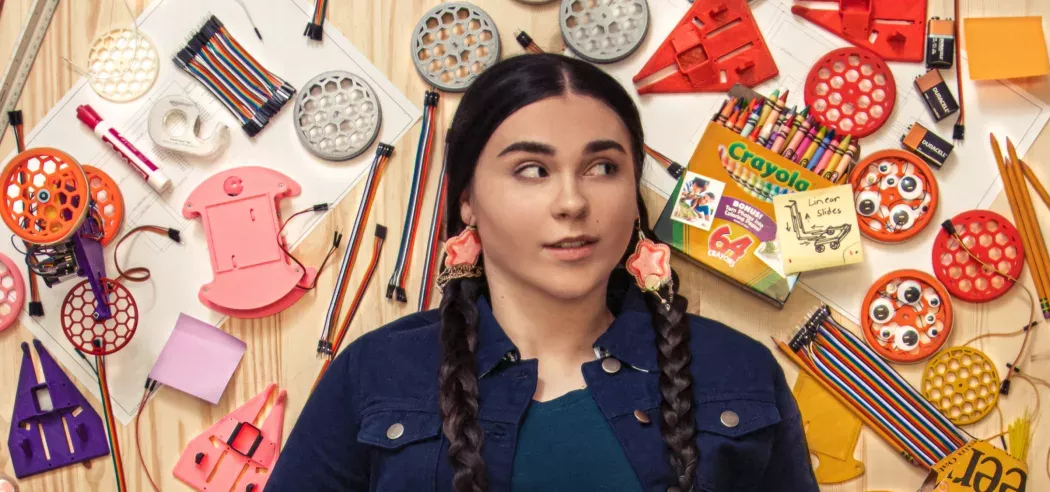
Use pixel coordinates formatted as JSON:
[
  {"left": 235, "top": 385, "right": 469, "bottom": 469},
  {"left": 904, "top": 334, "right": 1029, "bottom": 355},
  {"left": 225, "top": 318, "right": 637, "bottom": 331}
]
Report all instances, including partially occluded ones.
[{"left": 511, "top": 389, "right": 644, "bottom": 491}]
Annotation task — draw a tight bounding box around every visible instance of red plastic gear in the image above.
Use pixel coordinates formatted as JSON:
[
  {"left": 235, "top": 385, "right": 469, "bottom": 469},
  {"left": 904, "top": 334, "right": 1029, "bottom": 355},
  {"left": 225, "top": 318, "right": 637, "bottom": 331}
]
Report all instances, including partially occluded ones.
[
  {"left": 805, "top": 47, "right": 896, "bottom": 138},
  {"left": 60, "top": 278, "right": 138, "bottom": 356}
]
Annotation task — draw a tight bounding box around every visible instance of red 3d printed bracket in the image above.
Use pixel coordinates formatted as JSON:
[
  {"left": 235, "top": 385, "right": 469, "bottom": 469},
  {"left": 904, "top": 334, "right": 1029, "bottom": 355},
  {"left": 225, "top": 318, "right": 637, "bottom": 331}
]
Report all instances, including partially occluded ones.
[
  {"left": 173, "top": 383, "right": 286, "bottom": 492},
  {"left": 633, "top": 0, "right": 778, "bottom": 94},
  {"left": 792, "top": 0, "right": 927, "bottom": 63},
  {"left": 183, "top": 167, "right": 316, "bottom": 318}
]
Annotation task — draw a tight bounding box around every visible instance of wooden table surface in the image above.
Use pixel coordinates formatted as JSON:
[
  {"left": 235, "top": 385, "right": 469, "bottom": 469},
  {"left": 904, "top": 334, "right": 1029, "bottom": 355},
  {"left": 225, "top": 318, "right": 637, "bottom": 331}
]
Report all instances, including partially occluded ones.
[{"left": 1, "top": 0, "right": 1048, "bottom": 491}]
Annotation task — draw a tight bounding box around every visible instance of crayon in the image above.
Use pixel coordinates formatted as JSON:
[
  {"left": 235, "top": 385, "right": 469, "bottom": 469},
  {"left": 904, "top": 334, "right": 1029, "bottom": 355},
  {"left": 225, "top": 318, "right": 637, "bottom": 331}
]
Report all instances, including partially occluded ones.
[
  {"left": 733, "top": 100, "right": 754, "bottom": 133},
  {"left": 808, "top": 130, "right": 835, "bottom": 171},
  {"left": 781, "top": 113, "right": 812, "bottom": 160},
  {"left": 751, "top": 90, "right": 780, "bottom": 139},
  {"left": 798, "top": 127, "right": 825, "bottom": 167},
  {"left": 813, "top": 136, "right": 838, "bottom": 174},
  {"left": 823, "top": 135, "right": 851, "bottom": 181},
  {"left": 711, "top": 99, "right": 729, "bottom": 123},
  {"left": 770, "top": 106, "right": 798, "bottom": 154},
  {"left": 740, "top": 99, "right": 764, "bottom": 137},
  {"left": 782, "top": 107, "right": 809, "bottom": 151},
  {"left": 765, "top": 105, "right": 794, "bottom": 149},
  {"left": 786, "top": 118, "right": 817, "bottom": 161},
  {"left": 757, "top": 91, "right": 789, "bottom": 146},
  {"left": 836, "top": 141, "right": 859, "bottom": 183},
  {"left": 715, "top": 97, "right": 737, "bottom": 124}
]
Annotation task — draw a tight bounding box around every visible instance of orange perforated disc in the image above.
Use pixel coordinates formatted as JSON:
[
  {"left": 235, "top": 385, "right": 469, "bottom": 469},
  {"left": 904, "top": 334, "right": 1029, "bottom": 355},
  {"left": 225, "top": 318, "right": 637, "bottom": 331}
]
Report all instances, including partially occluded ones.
[
  {"left": 0, "top": 148, "right": 91, "bottom": 245},
  {"left": 849, "top": 150, "right": 939, "bottom": 243},
  {"left": 84, "top": 166, "right": 124, "bottom": 246},
  {"left": 60, "top": 278, "right": 138, "bottom": 356}
]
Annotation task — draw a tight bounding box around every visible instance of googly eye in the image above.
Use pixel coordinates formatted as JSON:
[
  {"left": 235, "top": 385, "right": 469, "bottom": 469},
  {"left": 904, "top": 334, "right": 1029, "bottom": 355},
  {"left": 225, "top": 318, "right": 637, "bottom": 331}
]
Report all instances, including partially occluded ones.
[
  {"left": 924, "top": 313, "right": 938, "bottom": 326},
  {"left": 857, "top": 191, "right": 880, "bottom": 216},
  {"left": 898, "top": 280, "right": 922, "bottom": 304},
  {"left": 894, "top": 326, "right": 920, "bottom": 351},
  {"left": 889, "top": 204, "right": 916, "bottom": 230},
  {"left": 880, "top": 175, "right": 898, "bottom": 190},
  {"left": 885, "top": 281, "right": 899, "bottom": 295},
  {"left": 924, "top": 289, "right": 941, "bottom": 308},
  {"left": 898, "top": 175, "right": 923, "bottom": 200},
  {"left": 876, "top": 323, "right": 895, "bottom": 342},
  {"left": 864, "top": 173, "right": 879, "bottom": 186},
  {"left": 877, "top": 161, "right": 891, "bottom": 174},
  {"left": 870, "top": 297, "right": 895, "bottom": 323},
  {"left": 926, "top": 325, "right": 941, "bottom": 338}
]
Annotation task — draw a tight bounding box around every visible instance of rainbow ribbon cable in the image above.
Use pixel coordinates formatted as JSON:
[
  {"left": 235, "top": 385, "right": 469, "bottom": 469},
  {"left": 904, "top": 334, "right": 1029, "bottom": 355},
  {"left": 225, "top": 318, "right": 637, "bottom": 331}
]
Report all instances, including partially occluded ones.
[
  {"left": 417, "top": 164, "right": 448, "bottom": 312},
  {"left": 94, "top": 354, "right": 127, "bottom": 492},
  {"left": 318, "top": 144, "right": 394, "bottom": 357},
  {"left": 387, "top": 91, "right": 439, "bottom": 303},
  {"left": 304, "top": 0, "right": 328, "bottom": 41},
  {"left": 790, "top": 306, "right": 970, "bottom": 468},
  {"left": 174, "top": 15, "right": 295, "bottom": 137}
]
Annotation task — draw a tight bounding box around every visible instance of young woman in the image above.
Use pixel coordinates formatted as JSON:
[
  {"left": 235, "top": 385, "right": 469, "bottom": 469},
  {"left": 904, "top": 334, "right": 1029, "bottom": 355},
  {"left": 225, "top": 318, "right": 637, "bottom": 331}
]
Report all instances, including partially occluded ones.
[{"left": 268, "top": 54, "right": 817, "bottom": 492}]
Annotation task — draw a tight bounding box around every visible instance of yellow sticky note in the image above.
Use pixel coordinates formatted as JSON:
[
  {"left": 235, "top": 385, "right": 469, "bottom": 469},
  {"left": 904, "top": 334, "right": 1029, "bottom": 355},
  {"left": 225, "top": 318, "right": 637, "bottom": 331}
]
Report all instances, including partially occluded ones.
[
  {"left": 964, "top": 16, "right": 1050, "bottom": 80},
  {"left": 772, "top": 185, "right": 862, "bottom": 274}
]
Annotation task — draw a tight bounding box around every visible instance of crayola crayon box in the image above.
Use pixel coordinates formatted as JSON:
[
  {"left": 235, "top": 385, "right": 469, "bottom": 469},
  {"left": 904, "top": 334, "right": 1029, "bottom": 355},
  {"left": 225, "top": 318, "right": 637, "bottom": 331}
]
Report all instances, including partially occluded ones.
[{"left": 654, "top": 122, "right": 834, "bottom": 307}]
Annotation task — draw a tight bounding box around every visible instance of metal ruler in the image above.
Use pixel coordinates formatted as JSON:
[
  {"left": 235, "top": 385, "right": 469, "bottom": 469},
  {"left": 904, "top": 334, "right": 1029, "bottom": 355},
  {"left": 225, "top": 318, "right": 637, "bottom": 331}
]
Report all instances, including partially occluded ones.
[{"left": 0, "top": 0, "right": 62, "bottom": 146}]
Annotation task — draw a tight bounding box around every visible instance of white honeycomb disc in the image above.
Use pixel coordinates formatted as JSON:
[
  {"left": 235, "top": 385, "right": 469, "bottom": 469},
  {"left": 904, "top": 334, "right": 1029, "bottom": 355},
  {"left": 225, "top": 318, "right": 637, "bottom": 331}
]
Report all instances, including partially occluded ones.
[
  {"left": 294, "top": 71, "right": 382, "bottom": 161},
  {"left": 559, "top": 0, "right": 649, "bottom": 64},
  {"left": 87, "top": 29, "right": 159, "bottom": 102},
  {"left": 411, "top": 2, "right": 501, "bottom": 92}
]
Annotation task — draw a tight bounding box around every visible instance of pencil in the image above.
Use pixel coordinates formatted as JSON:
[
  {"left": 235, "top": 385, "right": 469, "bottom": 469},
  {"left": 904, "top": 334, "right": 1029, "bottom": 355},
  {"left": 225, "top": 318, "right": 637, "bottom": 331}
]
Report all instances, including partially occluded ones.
[
  {"left": 1007, "top": 138, "right": 1050, "bottom": 317},
  {"left": 992, "top": 134, "right": 1050, "bottom": 317},
  {"left": 1020, "top": 160, "right": 1050, "bottom": 211}
]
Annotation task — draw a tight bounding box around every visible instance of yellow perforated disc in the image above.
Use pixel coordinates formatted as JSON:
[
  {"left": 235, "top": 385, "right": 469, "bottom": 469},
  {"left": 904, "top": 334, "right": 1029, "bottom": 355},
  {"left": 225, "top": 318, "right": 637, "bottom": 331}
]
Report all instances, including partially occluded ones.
[{"left": 921, "top": 347, "right": 999, "bottom": 425}]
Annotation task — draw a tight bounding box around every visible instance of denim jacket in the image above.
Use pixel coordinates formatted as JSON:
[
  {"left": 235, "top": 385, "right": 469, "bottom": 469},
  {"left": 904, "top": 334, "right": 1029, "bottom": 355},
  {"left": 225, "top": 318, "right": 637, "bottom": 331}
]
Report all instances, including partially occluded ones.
[{"left": 269, "top": 276, "right": 818, "bottom": 491}]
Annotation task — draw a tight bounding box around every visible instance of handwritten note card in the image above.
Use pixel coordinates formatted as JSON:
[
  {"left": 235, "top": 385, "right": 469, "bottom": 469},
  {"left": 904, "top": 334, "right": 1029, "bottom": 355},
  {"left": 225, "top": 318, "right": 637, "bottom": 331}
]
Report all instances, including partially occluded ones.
[{"left": 772, "top": 185, "right": 863, "bottom": 274}]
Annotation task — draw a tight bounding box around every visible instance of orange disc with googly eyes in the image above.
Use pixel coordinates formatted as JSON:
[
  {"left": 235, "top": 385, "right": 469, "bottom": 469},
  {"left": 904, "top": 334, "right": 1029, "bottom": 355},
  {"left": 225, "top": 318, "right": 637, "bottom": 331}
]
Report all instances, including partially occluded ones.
[
  {"left": 861, "top": 269, "right": 953, "bottom": 363},
  {"left": 0, "top": 148, "right": 91, "bottom": 245},
  {"left": 83, "top": 166, "right": 124, "bottom": 246},
  {"left": 932, "top": 210, "right": 1024, "bottom": 302},
  {"left": 0, "top": 252, "right": 26, "bottom": 332},
  {"left": 849, "top": 150, "right": 939, "bottom": 243}
]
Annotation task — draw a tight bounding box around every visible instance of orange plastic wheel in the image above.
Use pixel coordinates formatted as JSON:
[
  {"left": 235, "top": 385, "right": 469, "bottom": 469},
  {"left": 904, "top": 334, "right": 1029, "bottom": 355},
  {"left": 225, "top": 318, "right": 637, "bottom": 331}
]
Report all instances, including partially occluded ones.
[
  {"left": 849, "top": 150, "right": 939, "bottom": 243},
  {"left": 84, "top": 166, "right": 124, "bottom": 246},
  {"left": 860, "top": 269, "right": 953, "bottom": 363},
  {"left": 0, "top": 148, "right": 91, "bottom": 245}
]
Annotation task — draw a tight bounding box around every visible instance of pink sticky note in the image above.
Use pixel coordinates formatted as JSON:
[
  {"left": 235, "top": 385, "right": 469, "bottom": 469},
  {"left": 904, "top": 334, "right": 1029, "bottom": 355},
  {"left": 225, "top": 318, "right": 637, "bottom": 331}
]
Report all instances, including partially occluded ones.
[{"left": 149, "top": 314, "right": 246, "bottom": 404}]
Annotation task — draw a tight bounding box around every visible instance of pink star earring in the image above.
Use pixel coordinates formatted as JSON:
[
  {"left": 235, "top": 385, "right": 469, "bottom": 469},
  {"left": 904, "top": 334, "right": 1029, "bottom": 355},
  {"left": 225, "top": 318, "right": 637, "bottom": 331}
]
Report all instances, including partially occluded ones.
[
  {"left": 436, "top": 224, "right": 484, "bottom": 288},
  {"left": 625, "top": 226, "right": 674, "bottom": 306}
]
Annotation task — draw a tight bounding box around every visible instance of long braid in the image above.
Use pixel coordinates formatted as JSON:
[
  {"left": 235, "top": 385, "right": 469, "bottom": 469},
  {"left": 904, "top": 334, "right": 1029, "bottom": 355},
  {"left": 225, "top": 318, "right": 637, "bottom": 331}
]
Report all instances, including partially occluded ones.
[
  {"left": 639, "top": 207, "right": 700, "bottom": 490},
  {"left": 438, "top": 276, "right": 488, "bottom": 492}
]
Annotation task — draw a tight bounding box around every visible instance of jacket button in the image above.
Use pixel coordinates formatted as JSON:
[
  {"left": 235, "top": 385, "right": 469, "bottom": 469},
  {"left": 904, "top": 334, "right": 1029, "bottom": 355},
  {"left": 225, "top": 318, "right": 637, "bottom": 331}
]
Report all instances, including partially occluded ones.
[
  {"left": 720, "top": 410, "right": 739, "bottom": 428},
  {"left": 633, "top": 409, "right": 651, "bottom": 425},
  {"left": 601, "top": 357, "right": 622, "bottom": 374},
  {"left": 386, "top": 423, "right": 405, "bottom": 440}
]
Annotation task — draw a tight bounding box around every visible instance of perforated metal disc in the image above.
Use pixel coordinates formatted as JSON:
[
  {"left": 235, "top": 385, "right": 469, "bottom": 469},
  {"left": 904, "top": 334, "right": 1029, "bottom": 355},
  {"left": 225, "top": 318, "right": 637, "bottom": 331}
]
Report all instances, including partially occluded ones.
[
  {"left": 559, "top": 0, "right": 649, "bottom": 64},
  {"left": 87, "top": 29, "right": 159, "bottom": 102},
  {"left": 294, "top": 71, "right": 382, "bottom": 161},
  {"left": 922, "top": 347, "right": 999, "bottom": 425},
  {"left": 411, "top": 2, "right": 501, "bottom": 92}
]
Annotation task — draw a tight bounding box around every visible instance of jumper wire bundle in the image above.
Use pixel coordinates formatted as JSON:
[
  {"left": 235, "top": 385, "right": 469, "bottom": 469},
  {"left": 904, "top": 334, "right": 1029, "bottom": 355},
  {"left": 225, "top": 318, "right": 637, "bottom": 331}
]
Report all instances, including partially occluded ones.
[
  {"left": 174, "top": 15, "right": 295, "bottom": 137},
  {"left": 778, "top": 305, "right": 970, "bottom": 468},
  {"left": 317, "top": 144, "right": 394, "bottom": 358},
  {"left": 387, "top": 91, "right": 439, "bottom": 303},
  {"left": 304, "top": 0, "right": 328, "bottom": 41},
  {"left": 417, "top": 158, "right": 449, "bottom": 312}
]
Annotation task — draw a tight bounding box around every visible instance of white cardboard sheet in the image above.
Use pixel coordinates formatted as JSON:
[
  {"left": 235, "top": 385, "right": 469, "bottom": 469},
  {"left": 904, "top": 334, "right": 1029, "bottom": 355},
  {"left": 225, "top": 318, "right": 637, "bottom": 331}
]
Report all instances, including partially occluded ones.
[{"left": 3, "top": 0, "right": 420, "bottom": 423}]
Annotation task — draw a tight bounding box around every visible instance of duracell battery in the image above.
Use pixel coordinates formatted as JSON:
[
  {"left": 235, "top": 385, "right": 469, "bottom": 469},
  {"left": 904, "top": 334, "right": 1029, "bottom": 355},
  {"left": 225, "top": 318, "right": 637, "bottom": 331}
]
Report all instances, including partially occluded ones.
[
  {"left": 902, "top": 123, "right": 953, "bottom": 169},
  {"left": 915, "top": 70, "right": 959, "bottom": 122},
  {"left": 926, "top": 18, "right": 955, "bottom": 69}
]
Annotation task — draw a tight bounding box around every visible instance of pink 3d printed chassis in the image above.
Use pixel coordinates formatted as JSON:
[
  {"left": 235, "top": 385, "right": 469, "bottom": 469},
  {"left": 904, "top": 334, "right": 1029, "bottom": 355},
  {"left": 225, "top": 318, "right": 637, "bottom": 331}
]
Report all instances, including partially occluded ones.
[{"left": 183, "top": 167, "right": 316, "bottom": 318}]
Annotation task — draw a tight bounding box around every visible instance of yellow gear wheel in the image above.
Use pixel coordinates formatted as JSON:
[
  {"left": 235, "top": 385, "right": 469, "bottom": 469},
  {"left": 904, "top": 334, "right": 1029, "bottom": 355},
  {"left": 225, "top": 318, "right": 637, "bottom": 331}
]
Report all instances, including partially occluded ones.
[{"left": 921, "top": 346, "right": 1000, "bottom": 425}]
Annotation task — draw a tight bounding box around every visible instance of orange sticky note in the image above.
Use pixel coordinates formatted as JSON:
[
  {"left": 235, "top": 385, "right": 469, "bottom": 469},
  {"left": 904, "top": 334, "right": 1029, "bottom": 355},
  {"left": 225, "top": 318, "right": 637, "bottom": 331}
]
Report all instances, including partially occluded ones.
[{"left": 964, "top": 16, "right": 1050, "bottom": 80}]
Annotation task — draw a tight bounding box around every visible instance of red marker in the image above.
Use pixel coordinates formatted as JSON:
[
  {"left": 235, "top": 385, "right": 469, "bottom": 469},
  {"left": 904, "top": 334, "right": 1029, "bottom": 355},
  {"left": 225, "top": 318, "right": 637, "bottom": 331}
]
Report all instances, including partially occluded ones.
[{"left": 76, "top": 104, "right": 171, "bottom": 193}]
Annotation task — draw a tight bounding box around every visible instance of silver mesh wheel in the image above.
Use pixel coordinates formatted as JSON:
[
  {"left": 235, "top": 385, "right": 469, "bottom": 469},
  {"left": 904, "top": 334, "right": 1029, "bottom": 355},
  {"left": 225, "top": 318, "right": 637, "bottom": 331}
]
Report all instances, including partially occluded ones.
[
  {"left": 411, "top": 2, "right": 501, "bottom": 92},
  {"left": 559, "top": 0, "right": 649, "bottom": 64},
  {"left": 293, "top": 71, "right": 382, "bottom": 161}
]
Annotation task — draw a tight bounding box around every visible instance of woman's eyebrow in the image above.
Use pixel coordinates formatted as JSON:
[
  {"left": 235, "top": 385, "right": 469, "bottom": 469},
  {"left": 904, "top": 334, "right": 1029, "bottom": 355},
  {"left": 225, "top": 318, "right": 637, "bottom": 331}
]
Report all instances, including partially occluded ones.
[
  {"left": 498, "top": 141, "right": 556, "bottom": 156},
  {"left": 584, "top": 139, "right": 626, "bottom": 154}
]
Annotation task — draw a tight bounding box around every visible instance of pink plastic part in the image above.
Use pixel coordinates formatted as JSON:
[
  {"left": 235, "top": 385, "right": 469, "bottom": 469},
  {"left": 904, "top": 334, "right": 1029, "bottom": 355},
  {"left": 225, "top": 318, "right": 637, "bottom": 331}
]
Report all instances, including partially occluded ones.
[
  {"left": 0, "top": 252, "right": 26, "bottom": 332},
  {"left": 173, "top": 383, "right": 287, "bottom": 492},
  {"left": 183, "top": 167, "right": 316, "bottom": 318}
]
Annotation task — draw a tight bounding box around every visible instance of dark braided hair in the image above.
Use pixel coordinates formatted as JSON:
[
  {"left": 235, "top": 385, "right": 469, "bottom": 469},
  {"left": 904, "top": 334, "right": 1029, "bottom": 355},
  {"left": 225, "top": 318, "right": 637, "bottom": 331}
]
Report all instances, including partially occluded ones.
[{"left": 438, "top": 53, "right": 699, "bottom": 491}]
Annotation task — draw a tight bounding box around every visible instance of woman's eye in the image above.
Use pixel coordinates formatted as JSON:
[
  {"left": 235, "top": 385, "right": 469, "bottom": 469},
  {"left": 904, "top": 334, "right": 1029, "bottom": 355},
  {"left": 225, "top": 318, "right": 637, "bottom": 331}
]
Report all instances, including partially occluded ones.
[
  {"left": 586, "top": 161, "right": 617, "bottom": 176},
  {"left": 516, "top": 164, "right": 548, "bottom": 178}
]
